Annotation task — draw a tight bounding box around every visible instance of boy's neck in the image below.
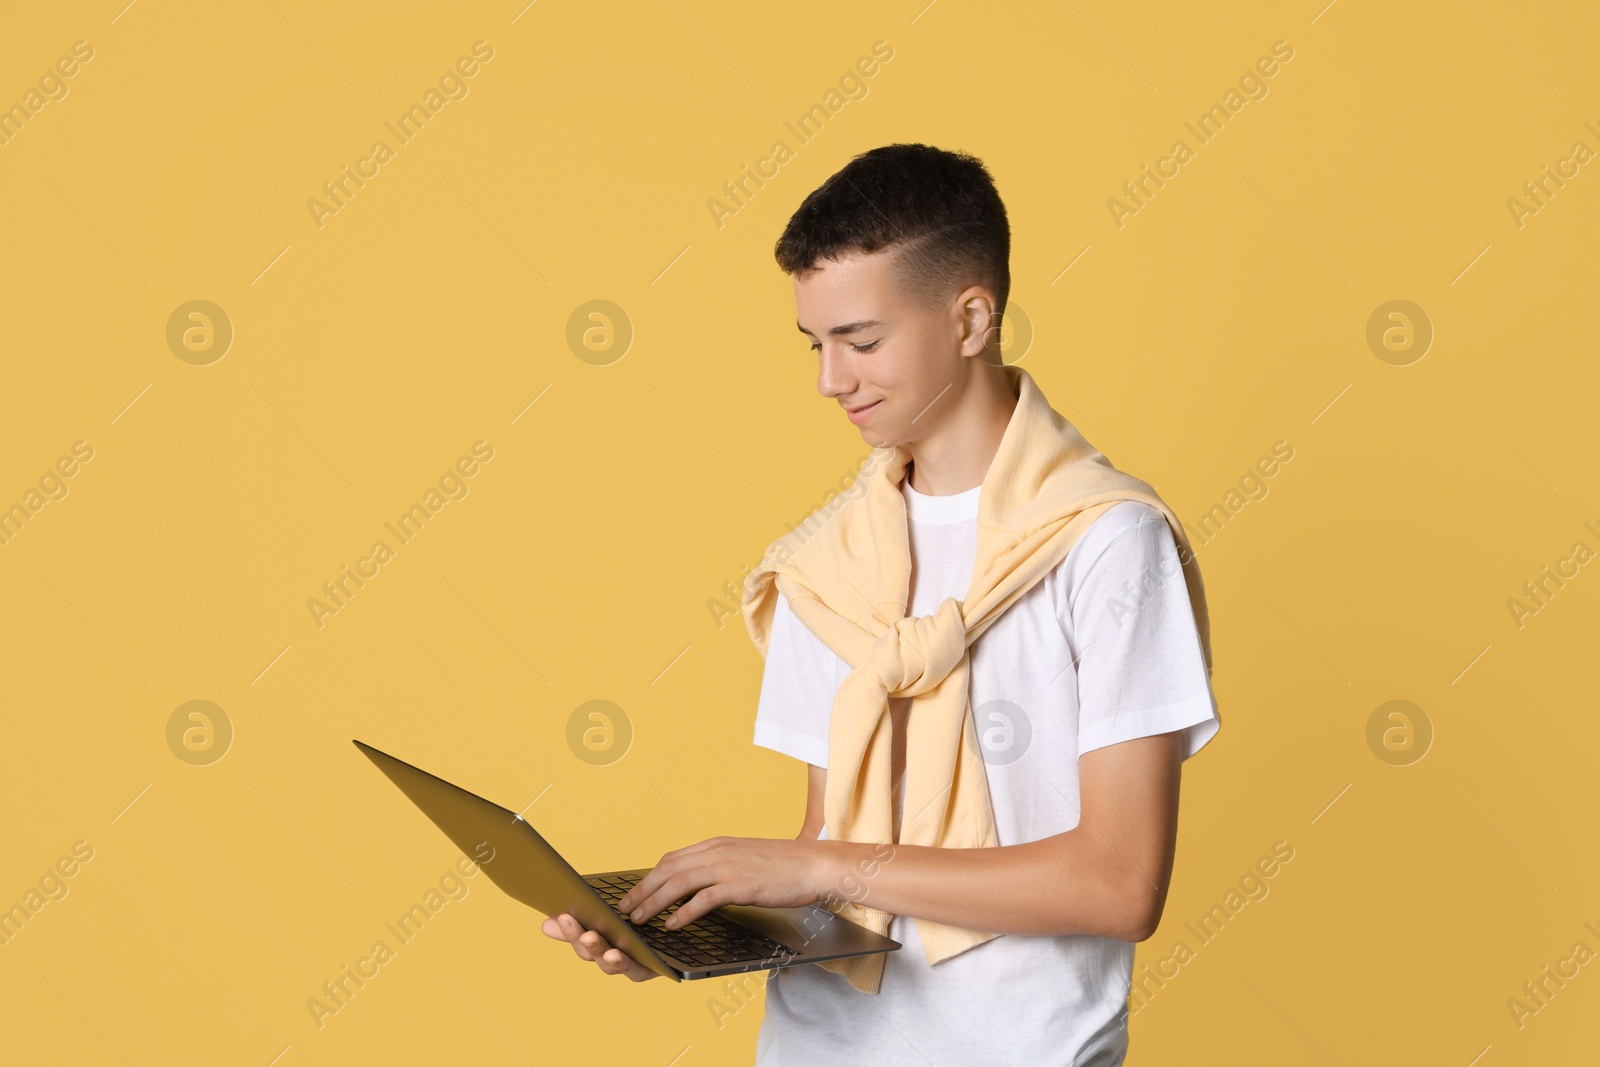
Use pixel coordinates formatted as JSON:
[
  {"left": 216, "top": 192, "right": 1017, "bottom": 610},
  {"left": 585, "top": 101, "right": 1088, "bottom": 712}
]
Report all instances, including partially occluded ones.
[{"left": 903, "top": 363, "right": 1019, "bottom": 497}]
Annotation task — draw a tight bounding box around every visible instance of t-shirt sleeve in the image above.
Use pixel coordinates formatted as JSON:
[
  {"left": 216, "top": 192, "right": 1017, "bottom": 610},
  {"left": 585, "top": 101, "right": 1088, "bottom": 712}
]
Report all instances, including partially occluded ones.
[
  {"left": 751, "top": 590, "right": 839, "bottom": 768},
  {"left": 1065, "top": 505, "right": 1220, "bottom": 760}
]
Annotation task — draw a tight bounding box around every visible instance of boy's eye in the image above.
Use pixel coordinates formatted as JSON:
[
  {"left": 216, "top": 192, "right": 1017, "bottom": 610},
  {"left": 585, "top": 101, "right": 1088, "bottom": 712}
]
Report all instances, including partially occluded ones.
[{"left": 808, "top": 340, "right": 880, "bottom": 353}]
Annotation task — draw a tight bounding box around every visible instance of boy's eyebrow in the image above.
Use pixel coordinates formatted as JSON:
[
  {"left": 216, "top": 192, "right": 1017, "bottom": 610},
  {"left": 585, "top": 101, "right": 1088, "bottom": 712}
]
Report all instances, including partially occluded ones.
[{"left": 796, "top": 318, "right": 887, "bottom": 337}]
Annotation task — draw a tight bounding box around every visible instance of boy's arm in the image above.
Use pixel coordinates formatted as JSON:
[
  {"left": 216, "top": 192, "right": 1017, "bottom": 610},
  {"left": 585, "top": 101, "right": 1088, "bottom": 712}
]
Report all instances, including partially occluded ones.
[
  {"left": 623, "top": 732, "right": 1183, "bottom": 941},
  {"left": 808, "top": 729, "right": 1182, "bottom": 941},
  {"left": 797, "top": 763, "right": 826, "bottom": 841}
]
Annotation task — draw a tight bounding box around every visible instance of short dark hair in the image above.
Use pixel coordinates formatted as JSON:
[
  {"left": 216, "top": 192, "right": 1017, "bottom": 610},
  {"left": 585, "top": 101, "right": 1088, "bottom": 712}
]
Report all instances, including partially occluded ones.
[{"left": 774, "top": 142, "right": 1011, "bottom": 320}]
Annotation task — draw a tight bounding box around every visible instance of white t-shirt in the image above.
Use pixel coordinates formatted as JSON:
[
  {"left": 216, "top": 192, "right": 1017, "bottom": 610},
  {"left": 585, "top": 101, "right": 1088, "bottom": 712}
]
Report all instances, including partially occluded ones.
[{"left": 751, "top": 483, "right": 1220, "bottom": 1067}]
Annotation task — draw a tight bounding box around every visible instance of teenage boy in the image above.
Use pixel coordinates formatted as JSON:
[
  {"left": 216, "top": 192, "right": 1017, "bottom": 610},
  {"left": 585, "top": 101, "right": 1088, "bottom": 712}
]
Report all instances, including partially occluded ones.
[{"left": 542, "top": 143, "right": 1219, "bottom": 1066}]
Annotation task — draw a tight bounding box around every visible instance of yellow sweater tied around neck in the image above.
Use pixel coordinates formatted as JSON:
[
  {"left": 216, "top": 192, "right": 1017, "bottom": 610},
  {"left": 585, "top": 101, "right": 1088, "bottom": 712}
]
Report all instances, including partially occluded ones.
[{"left": 740, "top": 363, "right": 1214, "bottom": 994}]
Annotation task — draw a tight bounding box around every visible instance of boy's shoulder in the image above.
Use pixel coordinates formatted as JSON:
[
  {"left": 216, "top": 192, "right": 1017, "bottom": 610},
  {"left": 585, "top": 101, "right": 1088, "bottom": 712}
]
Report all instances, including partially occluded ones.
[
  {"left": 1052, "top": 499, "right": 1182, "bottom": 617},
  {"left": 1067, "top": 499, "right": 1169, "bottom": 571}
]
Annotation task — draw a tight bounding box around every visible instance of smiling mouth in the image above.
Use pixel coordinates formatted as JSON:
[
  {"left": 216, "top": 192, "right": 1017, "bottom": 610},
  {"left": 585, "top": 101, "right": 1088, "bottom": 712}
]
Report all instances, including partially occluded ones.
[{"left": 845, "top": 400, "right": 883, "bottom": 423}]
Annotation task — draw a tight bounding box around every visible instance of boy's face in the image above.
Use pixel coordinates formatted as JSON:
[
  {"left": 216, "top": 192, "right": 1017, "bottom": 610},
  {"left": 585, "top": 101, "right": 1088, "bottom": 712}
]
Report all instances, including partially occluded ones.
[{"left": 793, "top": 248, "right": 979, "bottom": 450}]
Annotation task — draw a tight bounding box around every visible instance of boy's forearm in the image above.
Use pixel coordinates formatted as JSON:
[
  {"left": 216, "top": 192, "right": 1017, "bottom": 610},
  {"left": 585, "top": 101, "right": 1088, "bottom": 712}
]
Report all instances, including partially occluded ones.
[{"left": 810, "top": 830, "right": 1159, "bottom": 941}]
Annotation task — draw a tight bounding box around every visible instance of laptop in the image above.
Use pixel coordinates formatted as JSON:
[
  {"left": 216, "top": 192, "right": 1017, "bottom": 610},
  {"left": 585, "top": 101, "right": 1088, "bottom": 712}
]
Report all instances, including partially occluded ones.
[{"left": 353, "top": 740, "right": 901, "bottom": 982}]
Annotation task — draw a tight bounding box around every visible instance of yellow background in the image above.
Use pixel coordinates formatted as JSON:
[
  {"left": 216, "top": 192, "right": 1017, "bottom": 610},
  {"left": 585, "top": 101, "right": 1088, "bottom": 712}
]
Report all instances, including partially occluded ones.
[{"left": 2, "top": 0, "right": 1596, "bottom": 1063}]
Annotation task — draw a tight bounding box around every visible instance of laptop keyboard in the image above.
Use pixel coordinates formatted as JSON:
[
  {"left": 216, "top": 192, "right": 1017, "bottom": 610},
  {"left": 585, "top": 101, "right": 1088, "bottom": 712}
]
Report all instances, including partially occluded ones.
[{"left": 585, "top": 873, "right": 793, "bottom": 967}]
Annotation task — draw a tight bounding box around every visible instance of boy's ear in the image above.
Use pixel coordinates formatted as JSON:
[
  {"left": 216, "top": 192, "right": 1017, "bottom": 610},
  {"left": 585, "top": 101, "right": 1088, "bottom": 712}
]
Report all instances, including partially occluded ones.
[{"left": 956, "top": 288, "right": 999, "bottom": 358}]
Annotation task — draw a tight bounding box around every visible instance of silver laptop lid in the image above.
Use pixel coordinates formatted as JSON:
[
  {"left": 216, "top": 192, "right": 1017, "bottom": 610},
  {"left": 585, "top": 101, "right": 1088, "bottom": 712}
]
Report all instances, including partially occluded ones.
[{"left": 353, "top": 739, "right": 681, "bottom": 982}]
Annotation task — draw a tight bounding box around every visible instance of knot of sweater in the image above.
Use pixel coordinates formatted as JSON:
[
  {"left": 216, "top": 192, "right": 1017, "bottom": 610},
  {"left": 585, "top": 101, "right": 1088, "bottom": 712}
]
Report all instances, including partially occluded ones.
[{"left": 866, "top": 596, "right": 968, "bottom": 698}]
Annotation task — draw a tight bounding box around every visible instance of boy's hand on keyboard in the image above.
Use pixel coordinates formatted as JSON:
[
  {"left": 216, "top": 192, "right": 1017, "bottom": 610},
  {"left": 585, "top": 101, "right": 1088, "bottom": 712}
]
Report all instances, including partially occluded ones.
[
  {"left": 540, "top": 913, "right": 661, "bottom": 982},
  {"left": 616, "top": 836, "right": 828, "bottom": 929}
]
